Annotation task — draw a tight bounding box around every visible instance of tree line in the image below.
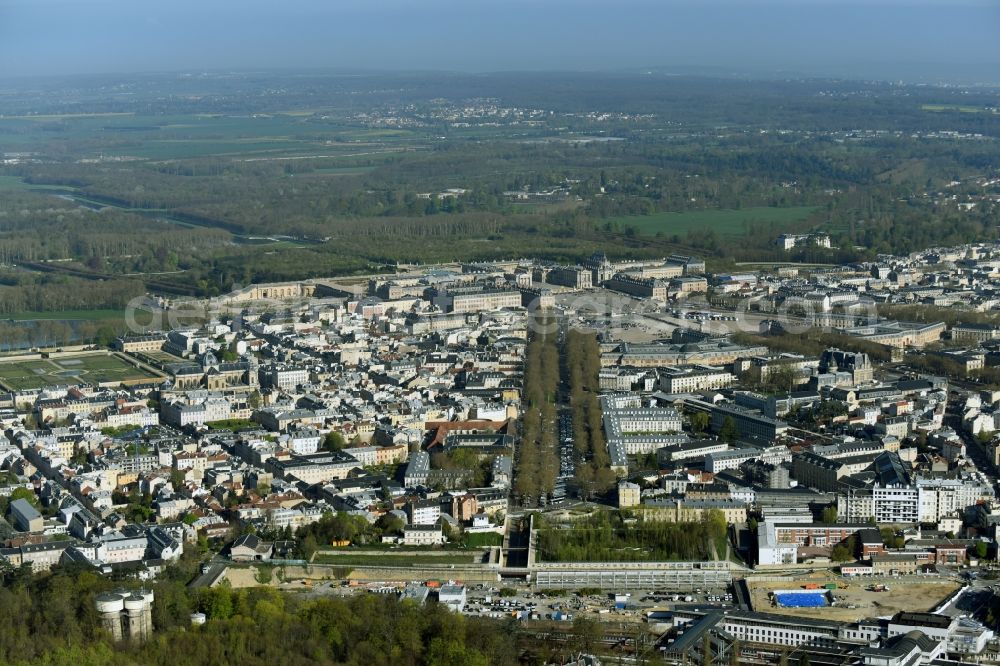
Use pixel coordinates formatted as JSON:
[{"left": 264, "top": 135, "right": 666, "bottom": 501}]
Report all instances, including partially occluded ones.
[
  {"left": 513, "top": 316, "right": 560, "bottom": 505},
  {"left": 565, "top": 329, "right": 617, "bottom": 498},
  {"left": 733, "top": 330, "right": 893, "bottom": 363}
]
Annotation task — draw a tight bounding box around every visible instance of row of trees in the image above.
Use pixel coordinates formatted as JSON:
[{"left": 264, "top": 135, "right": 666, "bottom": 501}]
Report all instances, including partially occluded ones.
[
  {"left": 565, "top": 329, "right": 617, "bottom": 498},
  {"left": 513, "top": 318, "right": 559, "bottom": 505},
  {"left": 0, "top": 274, "right": 144, "bottom": 316},
  {"left": 0, "top": 319, "right": 125, "bottom": 352},
  {"left": 733, "top": 330, "right": 893, "bottom": 363}
]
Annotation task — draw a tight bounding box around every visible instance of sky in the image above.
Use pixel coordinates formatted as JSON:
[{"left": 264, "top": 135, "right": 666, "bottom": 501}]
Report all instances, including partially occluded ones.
[{"left": 2, "top": 0, "right": 999, "bottom": 82}]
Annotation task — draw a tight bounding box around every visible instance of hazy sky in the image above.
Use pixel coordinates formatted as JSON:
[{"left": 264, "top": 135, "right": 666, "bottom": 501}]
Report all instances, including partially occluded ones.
[{"left": 2, "top": 0, "right": 999, "bottom": 81}]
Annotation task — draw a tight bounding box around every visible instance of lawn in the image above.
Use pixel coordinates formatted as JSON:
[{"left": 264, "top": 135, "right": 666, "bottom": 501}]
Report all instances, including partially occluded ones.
[
  {"left": 608, "top": 206, "right": 818, "bottom": 237},
  {"left": 462, "top": 532, "right": 503, "bottom": 548},
  {"left": 0, "top": 353, "right": 162, "bottom": 390},
  {"left": 0, "top": 176, "right": 62, "bottom": 191}
]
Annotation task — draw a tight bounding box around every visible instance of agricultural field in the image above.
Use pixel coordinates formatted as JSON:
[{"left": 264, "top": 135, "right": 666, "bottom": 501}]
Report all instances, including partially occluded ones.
[
  {"left": 921, "top": 104, "right": 1000, "bottom": 115},
  {"left": 608, "top": 206, "right": 819, "bottom": 237},
  {"left": 0, "top": 111, "right": 428, "bottom": 162},
  {"left": 0, "top": 353, "right": 162, "bottom": 390}
]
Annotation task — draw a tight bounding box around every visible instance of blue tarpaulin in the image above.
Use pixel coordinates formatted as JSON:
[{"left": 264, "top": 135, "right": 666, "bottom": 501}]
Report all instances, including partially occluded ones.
[{"left": 775, "top": 592, "right": 827, "bottom": 607}]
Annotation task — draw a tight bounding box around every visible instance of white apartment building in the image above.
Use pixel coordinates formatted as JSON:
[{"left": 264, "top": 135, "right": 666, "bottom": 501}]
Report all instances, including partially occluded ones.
[
  {"left": 873, "top": 485, "right": 919, "bottom": 524},
  {"left": 97, "top": 534, "right": 148, "bottom": 564},
  {"left": 260, "top": 365, "right": 310, "bottom": 391},
  {"left": 161, "top": 394, "right": 232, "bottom": 427},
  {"left": 287, "top": 430, "right": 322, "bottom": 455},
  {"left": 402, "top": 525, "right": 445, "bottom": 546},
  {"left": 658, "top": 365, "right": 734, "bottom": 394},
  {"left": 705, "top": 445, "right": 791, "bottom": 473},
  {"left": 101, "top": 407, "right": 160, "bottom": 429},
  {"left": 840, "top": 477, "right": 994, "bottom": 524},
  {"left": 917, "top": 477, "right": 994, "bottom": 523},
  {"left": 409, "top": 499, "right": 441, "bottom": 526},
  {"left": 613, "top": 408, "right": 683, "bottom": 433},
  {"left": 837, "top": 489, "right": 875, "bottom": 523},
  {"left": 342, "top": 446, "right": 378, "bottom": 467}
]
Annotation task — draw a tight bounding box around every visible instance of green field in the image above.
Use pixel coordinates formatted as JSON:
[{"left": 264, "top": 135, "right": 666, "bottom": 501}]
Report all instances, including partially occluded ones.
[
  {"left": 123, "top": 139, "right": 328, "bottom": 160},
  {"left": 308, "top": 166, "right": 378, "bottom": 176},
  {"left": 609, "top": 206, "right": 819, "bottom": 237},
  {"left": 5, "top": 112, "right": 136, "bottom": 121},
  {"left": 462, "top": 532, "right": 503, "bottom": 548},
  {"left": 922, "top": 104, "right": 1000, "bottom": 115},
  {"left": 0, "top": 176, "right": 60, "bottom": 191},
  {"left": 0, "top": 353, "right": 161, "bottom": 390}
]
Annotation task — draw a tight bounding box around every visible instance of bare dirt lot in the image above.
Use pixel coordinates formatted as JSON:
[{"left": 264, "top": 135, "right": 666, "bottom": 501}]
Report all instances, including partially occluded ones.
[{"left": 748, "top": 575, "right": 960, "bottom": 623}]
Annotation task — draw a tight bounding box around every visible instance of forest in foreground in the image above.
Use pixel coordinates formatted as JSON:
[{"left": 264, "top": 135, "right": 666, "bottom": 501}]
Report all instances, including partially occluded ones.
[{"left": 0, "top": 561, "right": 522, "bottom": 666}]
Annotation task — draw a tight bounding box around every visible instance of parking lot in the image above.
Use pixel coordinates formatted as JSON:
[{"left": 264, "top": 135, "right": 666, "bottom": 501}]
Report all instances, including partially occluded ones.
[{"left": 461, "top": 583, "right": 739, "bottom": 623}]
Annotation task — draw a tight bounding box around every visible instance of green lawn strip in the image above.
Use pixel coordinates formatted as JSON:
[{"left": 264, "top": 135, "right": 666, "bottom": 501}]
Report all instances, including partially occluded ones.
[{"left": 607, "top": 206, "right": 818, "bottom": 237}]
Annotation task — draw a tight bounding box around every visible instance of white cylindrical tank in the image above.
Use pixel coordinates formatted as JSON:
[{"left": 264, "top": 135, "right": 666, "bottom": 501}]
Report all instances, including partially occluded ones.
[
  {"left": 124, "top": 594, "right": 146, "bottom": 612},
  {"left": 141, "top": 590, "right": 155, "bottom": 605},
  {"left": 95, "top": 593, "right": 125, "bottom": 642},
  {"left": 95, "top": 593, "right": 125, "bottom": 614},
  {"left": 124, "top": 593, "right": 152, "bottom": 642},
  {"left": 190, "top": 612, "right": 207, "bottom": 626}
]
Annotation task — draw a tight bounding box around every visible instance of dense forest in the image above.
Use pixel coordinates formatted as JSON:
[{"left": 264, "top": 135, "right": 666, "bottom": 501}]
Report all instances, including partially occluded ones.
[{"left": 0, "top": 560, "right": 518, "bottom": 666}]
